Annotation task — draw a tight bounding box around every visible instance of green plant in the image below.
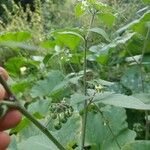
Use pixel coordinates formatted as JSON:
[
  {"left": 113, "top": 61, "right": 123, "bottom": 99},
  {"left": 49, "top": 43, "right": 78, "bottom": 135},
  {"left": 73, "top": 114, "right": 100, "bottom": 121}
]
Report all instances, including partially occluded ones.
[{"left": 0, "top": 0, "right": 150, "bottom": 150}]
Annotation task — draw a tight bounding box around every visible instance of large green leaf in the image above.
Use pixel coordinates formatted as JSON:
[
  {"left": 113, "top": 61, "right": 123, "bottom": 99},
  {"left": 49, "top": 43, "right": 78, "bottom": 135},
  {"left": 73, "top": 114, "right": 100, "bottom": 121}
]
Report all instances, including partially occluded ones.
[
  {"left": 117, "top": 10, "right": 150, "bottom": 38},
  {"left": 121, "top": 66, "right": 150, "bottom": 93},
  {"left": 5, "top": 57, "right": 28, "bottom": 76},
  {"left": 12, "top": 79, "right": 33, "bottom": 93},
  {"left": 85, "top": 106, "right": 136, "bottom": 149},
  {"left": 53, "top": 31, "right": 84, "bottom": 50},
  {"left": 54, "top": 114, "right": 81, "bottom": 149},
  {"left": 89, "top": 27, "right": 110, "bottom": 42},
  {"left": 18, "top": 135, "right": 59, "bottom": 150},
  {"left": 94, "top": 92, "right": 150, "bottom": 110},
  {"left": 28, "top": 99, "right": 51, "bottom": 116},
  {"left": 0, "top": 32, "right": 31, "bottom": 42},
  {"left": 122, "top": 141, "right": 150, "bottom": 150},
  {"left": 0, "top": 41, "right": 41, "bottom": 51},
  {"left": 5, "top": 57, "right": 39, "bottom": 77},
  {"left": 89, "top": 32, "right": 135, "bottom": 64},
  {"left": 98, "top": 12, "right": 116, "bottom": 27},
  {"left": 31, "top": 70, "right": 69, "bottom": 99}
]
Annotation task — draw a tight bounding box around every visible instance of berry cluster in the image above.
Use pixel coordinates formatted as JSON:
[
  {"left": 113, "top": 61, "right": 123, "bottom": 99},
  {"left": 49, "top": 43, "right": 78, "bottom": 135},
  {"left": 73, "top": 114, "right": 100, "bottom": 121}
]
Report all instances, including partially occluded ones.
[{"left": 49, "top": 101, "right": 74, "bottom": 130}]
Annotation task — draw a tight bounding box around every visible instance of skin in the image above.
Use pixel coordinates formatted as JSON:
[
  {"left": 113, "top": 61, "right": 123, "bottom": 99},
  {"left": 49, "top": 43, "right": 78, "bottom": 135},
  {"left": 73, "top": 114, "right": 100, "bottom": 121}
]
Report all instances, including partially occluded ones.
[{"left": 0, "top": 67, "right": 22, "bottom": 150}]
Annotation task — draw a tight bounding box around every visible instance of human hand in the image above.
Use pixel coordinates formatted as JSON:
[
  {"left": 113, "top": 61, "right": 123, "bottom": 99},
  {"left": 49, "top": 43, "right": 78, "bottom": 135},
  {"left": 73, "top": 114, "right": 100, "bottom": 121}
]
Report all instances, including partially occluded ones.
[{"left": 0, "top": 67, "right": 22, "bottom": 150}]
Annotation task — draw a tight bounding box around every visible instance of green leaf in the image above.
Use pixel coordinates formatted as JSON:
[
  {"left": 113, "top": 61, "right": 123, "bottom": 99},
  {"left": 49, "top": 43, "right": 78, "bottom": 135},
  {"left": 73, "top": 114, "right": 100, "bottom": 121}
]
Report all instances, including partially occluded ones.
[
  {"left": 8, "top": 135, "right": 18, "bottom": 150},
  {"left": 93, "top": 32, "right": 135, "bottom": 64},
  {"left": 43, "top": 54, "right": 53, "bottom": 65},
  {"left": 122, "top": 141, "right": 150, "bottom": 150},
  {"left": 53, "top": 31, "right": 84, "bottom": 50},
  {"left": 0, "top": 41, "right": 42, "bottom": 51},
  {"left": 40, "top": 40, "right": 56, "bottom": 49},
  {"left": 5, "top": 57, "right": 39, "bottom": 77},
  {"left": 0, "top": 31, "right": 31, "bottom": 42},
  {"left": 18, "top": 135, "right": 59, "bottom": 150},
  {"left": 28, "top": 99, "right": 51, "bottom": 116},
  {"left": 31, "top": 70, "right": 69, "bottom": 99},
  {"left": 89, "top": 27, "right": 110, "bottom": 42},
  {"left": 121, "top": 66, "right": 150, "bottom": 93},
  {"left": 5, "top": 57, "right": 27, "bottom": 76},
  {"left": 75, "top": 2, "right": 85, "bottom": 17},
  {"left": 85, "top": 106, "right": 136, "bottom": 149},
  {"left": 12, "top": 79, "right": 32, "bottom": 93},
  {"left": 70, "top": 93, "right": 88, "bottom": 105},
  {"left": 96, "top": 54, "right": 109, "bottom": 64},
  {"left": 132, "top": 93, "right": 150, "bottom": 104},
  {"left": 94, "top": 92, "right": 150, "bottom": 110},
  {"left": 13, "top": 121, "right": 40, "bottom": 140},
  {"left": 98, "top": 13, "right": 116, "bottom": 27},
  {"left": 54, "top": 114, "right": 81, "bottom": 148},
  {"left": 117, "top": 10, "right": 150, "bottom": 38},
  {"left": 10, "top": 118, "right": 30, "bottom": 134}
]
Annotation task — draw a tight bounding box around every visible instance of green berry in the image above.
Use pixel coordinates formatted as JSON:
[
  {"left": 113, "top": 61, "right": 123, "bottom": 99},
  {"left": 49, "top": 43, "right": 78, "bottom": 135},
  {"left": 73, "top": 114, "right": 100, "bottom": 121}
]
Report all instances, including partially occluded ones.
[
  {"left": 54, "top": 123, "right": 62, "bottom": 130},
  {"left": 69, "top": 106, "right": 74, "bottom": 112},
  {"left": 49, "top": 106, "right": 55, "bottom": 113},
  {"left": 51, "top": 113, "right": 57, "bottom": 119},
  {"left": 65, "top": 111, "right": 72, "bottom": 118},
  {"left": 60, "top": 117, "right": 67, "bottom": 124}
]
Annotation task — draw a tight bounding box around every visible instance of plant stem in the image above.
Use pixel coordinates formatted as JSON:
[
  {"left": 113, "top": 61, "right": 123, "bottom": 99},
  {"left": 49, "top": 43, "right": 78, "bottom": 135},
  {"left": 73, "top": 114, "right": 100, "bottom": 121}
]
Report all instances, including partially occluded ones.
[
  {"left": 139, "top": 26, "right": 150, "bottom": 140},
  {"left": 0, "top": 100, "right": 66, "bottom": 150},
  {"left": 142, "top": 26, "right": 150, "bottom": 140},
  {"left": 18, "top": 104, "right": 66, "bottom": 150},
  {"left": 0, "top": 76, "right": 15, "bottom": 101},
  {"left": 0, "top": 76, "right": 66, "bottom": 150},
  {"left": 81, "top": 12, "right": 95, "bottom": 150},
  {"left": 126, "top": 26, "right": 150, "bottom": 140}
]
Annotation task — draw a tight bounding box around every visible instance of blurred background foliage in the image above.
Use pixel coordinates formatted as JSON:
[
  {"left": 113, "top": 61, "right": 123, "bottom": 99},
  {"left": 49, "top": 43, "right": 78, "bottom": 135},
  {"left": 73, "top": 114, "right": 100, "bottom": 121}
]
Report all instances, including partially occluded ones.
[{"left": 0, "top": 0, "right": 144, "bottom": 65}]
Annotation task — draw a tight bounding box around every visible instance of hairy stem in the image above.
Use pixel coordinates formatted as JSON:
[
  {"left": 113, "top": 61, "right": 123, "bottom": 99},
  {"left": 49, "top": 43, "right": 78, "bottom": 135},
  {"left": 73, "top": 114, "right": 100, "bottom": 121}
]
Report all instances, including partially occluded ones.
[
  {"left": 0, "top": 101, "right": 65, "bottom": 150},
  {"left": 0, "top": 76, "right": 66, "bottom": 150},
  {"left": 81, "top": 12, "right": 95, "bottom": 150}
]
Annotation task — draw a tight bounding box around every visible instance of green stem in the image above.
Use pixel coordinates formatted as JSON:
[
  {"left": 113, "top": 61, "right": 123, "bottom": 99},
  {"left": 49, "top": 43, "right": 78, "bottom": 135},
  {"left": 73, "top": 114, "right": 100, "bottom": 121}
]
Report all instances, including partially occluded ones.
[
  {"left": 0, "top": 75, "right": 66, "bottom": 150},
  {"left": 126, "top": 26, "right": 150, "bottom": 140},
  {"left": 81, "top": 12, "right": 95, "bottom": 150},
  {"left": 0, "top": 101, "right": 66, "bottom": 150},
  {"left": 0, "top": 76, "right": 15, "bottom": 100},
  {"left": 140, "top": 26, "right": 150, "bottom": 140}
]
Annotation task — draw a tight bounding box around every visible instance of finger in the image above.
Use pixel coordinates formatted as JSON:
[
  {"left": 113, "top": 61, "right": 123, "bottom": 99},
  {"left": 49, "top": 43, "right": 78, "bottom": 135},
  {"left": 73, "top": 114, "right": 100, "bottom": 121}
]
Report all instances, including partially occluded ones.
[
  {"left": 0, "top": 110, "right": 22, "bottom": 131},
  {"left": 0, "top": 132, "right": 10, "bottom": 150},
  {"left": 0, "top": 84, "right": 6, "bottom": 100},
  {"left": 0, "top": 67, "right": 9, "bottom": 81},
  {"left": 0, "top": 67, "right": 8, "bottom": 100}
]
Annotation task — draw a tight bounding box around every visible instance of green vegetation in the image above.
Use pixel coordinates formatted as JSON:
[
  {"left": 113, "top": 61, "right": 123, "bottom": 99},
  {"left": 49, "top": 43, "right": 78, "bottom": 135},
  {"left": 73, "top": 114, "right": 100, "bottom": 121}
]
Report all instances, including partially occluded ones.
[{"left": 0, "top": 0, "right": 150, "bottom": 149}]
